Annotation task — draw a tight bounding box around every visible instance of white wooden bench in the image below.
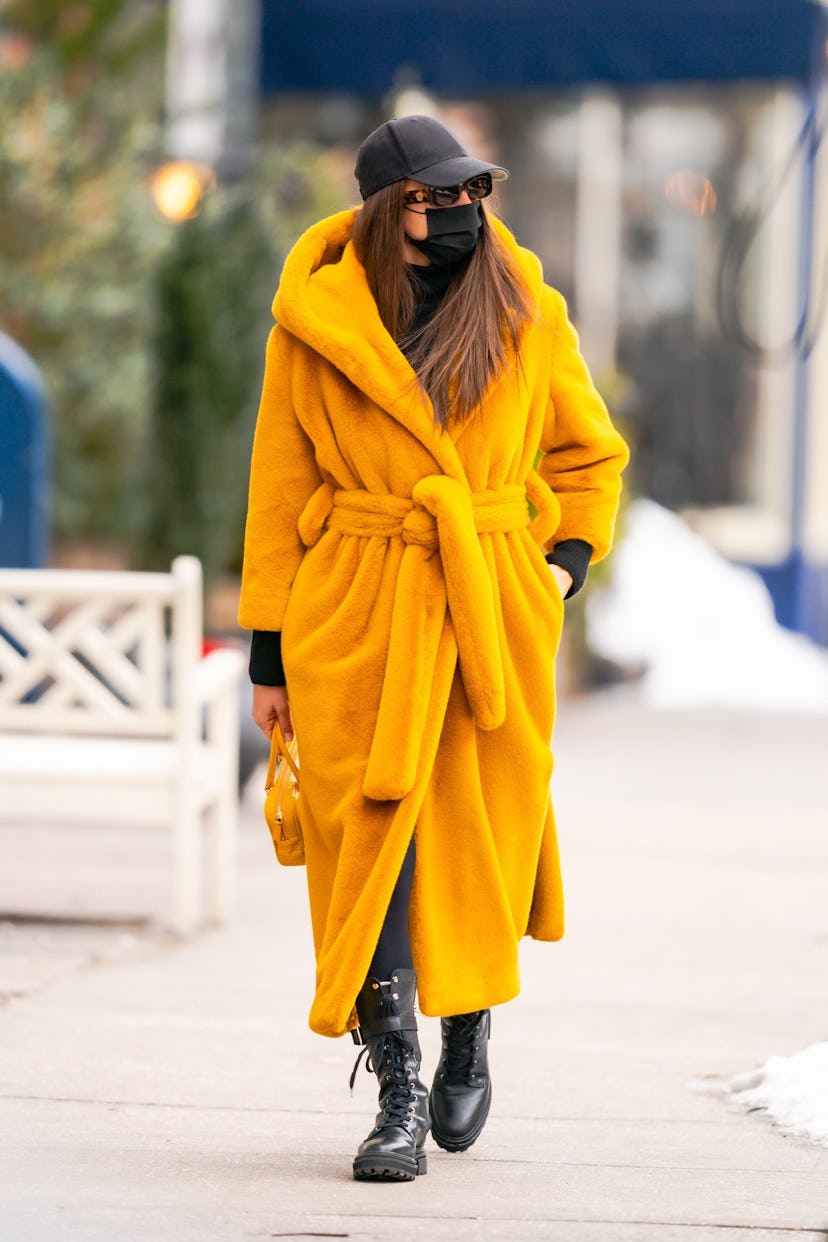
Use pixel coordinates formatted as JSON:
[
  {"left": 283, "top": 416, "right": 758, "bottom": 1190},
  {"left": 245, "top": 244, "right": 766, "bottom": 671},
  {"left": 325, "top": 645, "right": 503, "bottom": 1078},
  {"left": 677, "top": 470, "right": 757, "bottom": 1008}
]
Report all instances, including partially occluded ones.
[{"left": 0, "top": 555, "right": 246, "bottom": 933}]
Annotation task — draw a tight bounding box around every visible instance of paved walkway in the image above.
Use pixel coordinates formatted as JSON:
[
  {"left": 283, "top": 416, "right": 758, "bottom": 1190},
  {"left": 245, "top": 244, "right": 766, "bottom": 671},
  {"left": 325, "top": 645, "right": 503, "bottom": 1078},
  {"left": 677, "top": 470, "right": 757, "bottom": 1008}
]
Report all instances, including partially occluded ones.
[{"left": 1, "top": 692, "right": 827, "bottom": 1241}]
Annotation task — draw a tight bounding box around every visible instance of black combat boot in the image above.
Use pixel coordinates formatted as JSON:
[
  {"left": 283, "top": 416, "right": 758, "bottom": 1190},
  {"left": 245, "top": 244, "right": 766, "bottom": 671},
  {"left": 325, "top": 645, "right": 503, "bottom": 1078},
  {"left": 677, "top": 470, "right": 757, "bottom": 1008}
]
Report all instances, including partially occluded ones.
[
  {"left": 429, "top": 1008, "right": 492, "bottom": 1152},
  {"left": 350, "top": 967, "right": 430, "bottom": 1181}
]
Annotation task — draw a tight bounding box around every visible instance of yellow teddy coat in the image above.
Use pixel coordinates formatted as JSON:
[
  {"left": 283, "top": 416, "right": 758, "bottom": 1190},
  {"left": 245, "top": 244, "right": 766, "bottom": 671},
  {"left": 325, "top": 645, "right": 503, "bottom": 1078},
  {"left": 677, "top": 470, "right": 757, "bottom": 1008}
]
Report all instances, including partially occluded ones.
[{"left": 239, "top": 207, "right": 629, "bottom": 1039}]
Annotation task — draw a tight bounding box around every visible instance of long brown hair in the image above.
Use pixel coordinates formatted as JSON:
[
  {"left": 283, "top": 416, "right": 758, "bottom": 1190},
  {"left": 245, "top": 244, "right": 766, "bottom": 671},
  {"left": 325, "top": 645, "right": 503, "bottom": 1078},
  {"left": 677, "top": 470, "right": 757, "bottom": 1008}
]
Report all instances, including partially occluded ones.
[{"left": 352, "top": 184, "right": 535, "bottom": 426}]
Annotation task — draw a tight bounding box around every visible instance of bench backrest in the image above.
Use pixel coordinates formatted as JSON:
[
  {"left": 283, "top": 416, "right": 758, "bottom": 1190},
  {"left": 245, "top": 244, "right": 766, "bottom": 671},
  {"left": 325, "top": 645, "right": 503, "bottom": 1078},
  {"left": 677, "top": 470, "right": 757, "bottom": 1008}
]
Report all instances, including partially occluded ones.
[{"left": 0, "top": 556, "right": 202, "bottom": 738}]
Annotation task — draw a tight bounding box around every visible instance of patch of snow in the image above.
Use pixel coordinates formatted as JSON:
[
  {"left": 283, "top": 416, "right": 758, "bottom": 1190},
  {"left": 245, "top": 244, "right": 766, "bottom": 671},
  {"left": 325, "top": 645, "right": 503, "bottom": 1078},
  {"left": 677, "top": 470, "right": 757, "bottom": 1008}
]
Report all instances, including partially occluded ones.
[
  {"left": 729, "top": 1042, "right": 828, "bottom": 1146},
  {"left": 587, "top": 498, "right": 828, "bottom": 711}
]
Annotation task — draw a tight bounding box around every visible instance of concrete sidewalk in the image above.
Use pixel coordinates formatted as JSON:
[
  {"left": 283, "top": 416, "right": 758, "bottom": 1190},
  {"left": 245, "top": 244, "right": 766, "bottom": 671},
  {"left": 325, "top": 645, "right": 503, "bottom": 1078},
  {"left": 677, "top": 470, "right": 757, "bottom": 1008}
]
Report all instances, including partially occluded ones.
[{"left": 2, "top": 692, "right": 827, "bottom": 1241}]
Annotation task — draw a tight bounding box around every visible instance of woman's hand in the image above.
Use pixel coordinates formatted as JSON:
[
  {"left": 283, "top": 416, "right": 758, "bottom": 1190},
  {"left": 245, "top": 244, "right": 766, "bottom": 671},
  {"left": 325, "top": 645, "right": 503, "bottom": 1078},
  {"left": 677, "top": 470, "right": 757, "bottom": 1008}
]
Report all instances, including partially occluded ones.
[
  {"left": 252, "top": 684, "right": 294, "bottom": 741},
  {"left": 549, "top": 564, "right": 573, "bottom": 599}
]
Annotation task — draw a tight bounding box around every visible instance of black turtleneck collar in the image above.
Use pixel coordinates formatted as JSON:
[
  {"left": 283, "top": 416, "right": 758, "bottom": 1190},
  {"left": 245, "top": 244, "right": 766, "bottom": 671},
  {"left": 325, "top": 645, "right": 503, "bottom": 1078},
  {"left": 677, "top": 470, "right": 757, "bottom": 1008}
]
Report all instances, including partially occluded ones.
[{"left": 401, "top": 262, "right": 454, "bottom": 358}]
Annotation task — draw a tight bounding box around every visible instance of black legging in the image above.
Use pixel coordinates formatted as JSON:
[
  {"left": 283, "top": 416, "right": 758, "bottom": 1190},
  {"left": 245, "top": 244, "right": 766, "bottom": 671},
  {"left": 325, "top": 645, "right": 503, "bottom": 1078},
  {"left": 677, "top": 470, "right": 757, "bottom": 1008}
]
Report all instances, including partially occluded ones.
[{"left": 368, "top": 836, "right": 416, "bottom": 979}]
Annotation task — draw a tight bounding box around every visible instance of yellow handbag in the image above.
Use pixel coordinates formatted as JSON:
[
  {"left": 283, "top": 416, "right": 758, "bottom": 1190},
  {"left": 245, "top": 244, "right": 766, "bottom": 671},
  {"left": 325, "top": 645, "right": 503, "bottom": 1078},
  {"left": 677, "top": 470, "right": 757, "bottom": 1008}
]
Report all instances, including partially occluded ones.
[{"left": 263, "top": 720, "right": 304, "bottom": 866}]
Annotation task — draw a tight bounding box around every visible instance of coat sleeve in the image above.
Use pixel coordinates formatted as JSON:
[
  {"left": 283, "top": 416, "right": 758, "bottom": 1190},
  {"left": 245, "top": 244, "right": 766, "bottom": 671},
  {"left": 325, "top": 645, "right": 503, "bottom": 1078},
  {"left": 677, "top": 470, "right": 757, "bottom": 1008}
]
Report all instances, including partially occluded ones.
[
  {"left": 237, "top": 324, "right": 323, "bottom": 630},
  {"left": 537, "top": 288, "right": 630, "bottom": 563}
]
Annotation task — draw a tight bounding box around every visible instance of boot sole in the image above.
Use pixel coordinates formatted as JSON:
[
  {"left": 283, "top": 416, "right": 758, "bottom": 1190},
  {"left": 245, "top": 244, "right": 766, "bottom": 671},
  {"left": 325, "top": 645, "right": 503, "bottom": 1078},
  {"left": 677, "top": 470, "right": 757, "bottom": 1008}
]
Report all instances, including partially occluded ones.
[
  {"left": 352, "top": 1149, "right": 427, "bottom": 1181},
  {"left": 430, "top": 1082, "right": 492, "bottom": 1153}
]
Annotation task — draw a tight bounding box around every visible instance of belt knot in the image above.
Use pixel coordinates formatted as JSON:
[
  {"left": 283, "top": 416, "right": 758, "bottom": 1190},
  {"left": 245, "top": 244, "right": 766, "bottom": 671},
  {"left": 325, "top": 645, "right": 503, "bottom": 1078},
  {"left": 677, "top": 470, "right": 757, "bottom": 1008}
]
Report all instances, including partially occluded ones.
[{"left": 401, "top": 507, "right": 437, "bottom": 549}]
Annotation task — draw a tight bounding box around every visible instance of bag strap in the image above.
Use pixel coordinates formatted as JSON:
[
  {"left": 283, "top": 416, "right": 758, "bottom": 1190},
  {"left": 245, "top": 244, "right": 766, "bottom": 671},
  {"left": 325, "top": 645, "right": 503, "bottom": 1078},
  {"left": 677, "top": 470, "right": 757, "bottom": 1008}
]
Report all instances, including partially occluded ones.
[{"left": 265, "top": 720, "right": 300, "bottom": 791}]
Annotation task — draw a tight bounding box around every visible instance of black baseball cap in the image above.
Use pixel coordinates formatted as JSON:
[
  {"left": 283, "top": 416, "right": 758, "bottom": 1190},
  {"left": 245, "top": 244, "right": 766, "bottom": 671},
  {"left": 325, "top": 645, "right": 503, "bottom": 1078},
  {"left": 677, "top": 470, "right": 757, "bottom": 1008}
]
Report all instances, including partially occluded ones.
[{"left": 355, "top": 115, "right": 509, "bottom": 200}]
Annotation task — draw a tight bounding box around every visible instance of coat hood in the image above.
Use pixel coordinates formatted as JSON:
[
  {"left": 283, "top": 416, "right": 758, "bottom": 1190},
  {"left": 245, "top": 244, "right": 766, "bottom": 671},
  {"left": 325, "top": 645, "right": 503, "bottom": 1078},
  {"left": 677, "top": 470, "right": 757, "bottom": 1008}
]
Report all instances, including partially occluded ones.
[{"left": 271, "top": 208, "right": 545, "bottom": 466}]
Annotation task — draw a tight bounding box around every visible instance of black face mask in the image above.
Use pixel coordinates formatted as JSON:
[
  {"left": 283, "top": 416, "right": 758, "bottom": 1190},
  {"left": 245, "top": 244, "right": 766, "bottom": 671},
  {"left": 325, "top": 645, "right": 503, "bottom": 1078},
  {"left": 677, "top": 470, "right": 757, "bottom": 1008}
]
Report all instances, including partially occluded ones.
[{"left": 405, "top": 201, "right": 482, "bottom": 265}]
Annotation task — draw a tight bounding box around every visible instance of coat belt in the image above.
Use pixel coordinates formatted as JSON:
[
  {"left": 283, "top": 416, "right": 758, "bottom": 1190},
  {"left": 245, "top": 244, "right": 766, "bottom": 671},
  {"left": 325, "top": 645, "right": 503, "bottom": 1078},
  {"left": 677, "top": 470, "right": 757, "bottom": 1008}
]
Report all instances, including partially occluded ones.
[{"left": 298, "top": 472, "right": 560, "bottom": 802}]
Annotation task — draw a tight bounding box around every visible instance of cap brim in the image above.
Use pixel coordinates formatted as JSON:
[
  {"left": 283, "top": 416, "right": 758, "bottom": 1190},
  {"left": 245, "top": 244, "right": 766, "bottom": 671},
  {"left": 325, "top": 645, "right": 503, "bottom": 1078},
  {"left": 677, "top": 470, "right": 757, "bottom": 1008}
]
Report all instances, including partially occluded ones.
[{"left": 408, "top": 154, "right": 509, "bottom": 187}]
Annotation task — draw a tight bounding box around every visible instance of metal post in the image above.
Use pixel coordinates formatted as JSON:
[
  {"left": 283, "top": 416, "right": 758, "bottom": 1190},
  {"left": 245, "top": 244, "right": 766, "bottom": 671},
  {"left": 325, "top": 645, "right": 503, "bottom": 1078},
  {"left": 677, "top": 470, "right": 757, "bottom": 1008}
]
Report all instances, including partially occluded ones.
[{"left": 790, "top": 86, "right": 819, "bottom": 635}]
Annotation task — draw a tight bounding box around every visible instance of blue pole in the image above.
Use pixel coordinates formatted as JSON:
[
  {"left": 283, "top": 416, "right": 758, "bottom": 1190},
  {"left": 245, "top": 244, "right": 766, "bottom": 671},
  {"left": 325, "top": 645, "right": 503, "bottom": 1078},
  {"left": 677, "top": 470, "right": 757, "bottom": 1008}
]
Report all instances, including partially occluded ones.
[
  {"left": 789, "top": 86, "right": 819, "bottom": 636},
  {"left": 0, "top": 332, "right": 50, "bottom": 568}
]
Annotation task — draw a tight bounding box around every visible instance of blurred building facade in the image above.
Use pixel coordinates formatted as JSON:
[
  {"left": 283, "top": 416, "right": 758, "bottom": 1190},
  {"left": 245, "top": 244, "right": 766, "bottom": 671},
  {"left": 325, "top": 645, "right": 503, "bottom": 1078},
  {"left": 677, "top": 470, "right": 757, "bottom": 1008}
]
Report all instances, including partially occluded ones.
[{"left": 169, "top": 0, "right": 828, "bottom": 644}]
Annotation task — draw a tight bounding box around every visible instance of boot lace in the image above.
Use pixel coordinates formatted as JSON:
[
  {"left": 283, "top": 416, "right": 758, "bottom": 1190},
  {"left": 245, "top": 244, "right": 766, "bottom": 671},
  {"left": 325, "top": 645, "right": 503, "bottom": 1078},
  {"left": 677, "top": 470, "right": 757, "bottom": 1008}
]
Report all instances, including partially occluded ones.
[
  {"left": 441, "top": 1010, "right": 484, "bottom": 1083},
  {"left": 350, "top": 1031, "right": 420, "bottom": 1130}
]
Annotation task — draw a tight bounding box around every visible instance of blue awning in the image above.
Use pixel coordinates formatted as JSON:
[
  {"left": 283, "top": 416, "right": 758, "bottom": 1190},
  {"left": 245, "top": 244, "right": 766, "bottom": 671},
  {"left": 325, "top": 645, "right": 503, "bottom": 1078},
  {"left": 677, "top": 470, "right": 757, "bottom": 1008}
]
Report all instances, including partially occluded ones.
[{"left": 260, "top": 0, "right": 828, "bottom": 96}]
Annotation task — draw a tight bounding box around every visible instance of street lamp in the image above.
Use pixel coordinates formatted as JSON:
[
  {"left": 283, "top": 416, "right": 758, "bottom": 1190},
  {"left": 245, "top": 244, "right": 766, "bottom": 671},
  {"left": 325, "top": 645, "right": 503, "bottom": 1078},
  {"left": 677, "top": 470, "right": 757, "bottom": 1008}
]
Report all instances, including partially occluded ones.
[{"left": 150, "top": 160, "right": 214, "bottom": 221}]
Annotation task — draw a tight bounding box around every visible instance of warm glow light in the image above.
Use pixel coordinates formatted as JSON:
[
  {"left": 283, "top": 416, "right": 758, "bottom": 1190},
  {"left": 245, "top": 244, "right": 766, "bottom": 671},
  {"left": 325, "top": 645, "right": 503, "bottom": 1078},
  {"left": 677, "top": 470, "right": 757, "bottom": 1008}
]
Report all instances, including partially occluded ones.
[
  {"left": 664, "top": 170, "right": 718, "bottom": 216},
  {"left": 150, "top": 161, "right": 213, "bottom": 222}
]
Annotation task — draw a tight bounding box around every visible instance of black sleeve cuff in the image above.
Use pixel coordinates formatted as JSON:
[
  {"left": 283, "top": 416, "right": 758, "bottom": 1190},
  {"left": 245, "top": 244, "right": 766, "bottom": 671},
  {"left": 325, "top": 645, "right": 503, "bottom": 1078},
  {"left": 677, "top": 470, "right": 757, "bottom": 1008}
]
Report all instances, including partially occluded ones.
[
  {"left": 545, "top": 539, "right": 593, "bottom": 599},
  {"left": 249, "top": 630, "right": 286, "bottom": 686}
]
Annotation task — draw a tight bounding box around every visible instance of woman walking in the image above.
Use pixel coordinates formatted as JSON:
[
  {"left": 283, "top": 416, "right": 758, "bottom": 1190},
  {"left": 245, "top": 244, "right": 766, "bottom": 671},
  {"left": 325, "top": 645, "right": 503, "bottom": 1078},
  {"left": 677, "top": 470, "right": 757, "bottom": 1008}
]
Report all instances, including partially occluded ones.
[{"left": 239, "top": 115, "right": 629, "bottom": 1181}]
